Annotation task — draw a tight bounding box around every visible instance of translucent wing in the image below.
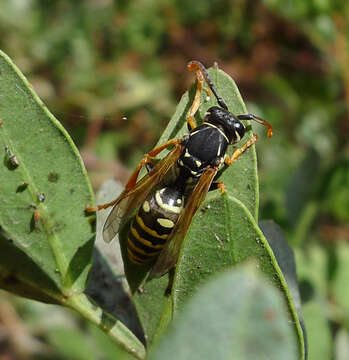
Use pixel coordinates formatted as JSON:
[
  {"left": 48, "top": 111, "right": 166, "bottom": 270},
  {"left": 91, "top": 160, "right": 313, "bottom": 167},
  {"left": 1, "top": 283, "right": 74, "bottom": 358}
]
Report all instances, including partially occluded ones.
[
  {"left": 151, "top": 166, "right": 219, "bottom": 277},
  {"left": 103, "top": 143, "right": 183, "bottom": 243}
]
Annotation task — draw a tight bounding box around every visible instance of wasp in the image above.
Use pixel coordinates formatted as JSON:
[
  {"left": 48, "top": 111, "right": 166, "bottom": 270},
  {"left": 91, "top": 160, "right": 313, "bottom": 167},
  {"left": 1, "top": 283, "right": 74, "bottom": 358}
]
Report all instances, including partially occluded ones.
[{"left": 88, "top": 61, "right": 273, "bottom": 278}]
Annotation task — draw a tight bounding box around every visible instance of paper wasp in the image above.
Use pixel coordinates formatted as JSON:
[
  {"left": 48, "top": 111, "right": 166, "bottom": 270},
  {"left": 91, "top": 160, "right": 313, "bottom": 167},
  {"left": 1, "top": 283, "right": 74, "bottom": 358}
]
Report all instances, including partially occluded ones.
[{"left": 88, "top": 61, "right": 273, "bottom": 278}]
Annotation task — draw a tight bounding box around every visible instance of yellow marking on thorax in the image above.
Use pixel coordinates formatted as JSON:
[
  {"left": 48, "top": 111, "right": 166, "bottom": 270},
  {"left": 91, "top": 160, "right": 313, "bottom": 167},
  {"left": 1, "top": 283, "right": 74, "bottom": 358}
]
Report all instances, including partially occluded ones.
[
  {"left": 136, "top": 214, "right": 168, "bottom": 239},
  {"left": 203, "top": 122, "right": 229, "bottom": 143},
  {"left": 217, "top": 143, "right": 222, "bottom": 156}
]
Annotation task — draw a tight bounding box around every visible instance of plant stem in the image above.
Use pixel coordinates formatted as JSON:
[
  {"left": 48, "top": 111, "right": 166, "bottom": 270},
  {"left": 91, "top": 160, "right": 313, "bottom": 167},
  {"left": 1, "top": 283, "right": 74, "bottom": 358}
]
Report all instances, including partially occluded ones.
[{"left": 66, "top": 292, "right": 146, "bottom": 360}]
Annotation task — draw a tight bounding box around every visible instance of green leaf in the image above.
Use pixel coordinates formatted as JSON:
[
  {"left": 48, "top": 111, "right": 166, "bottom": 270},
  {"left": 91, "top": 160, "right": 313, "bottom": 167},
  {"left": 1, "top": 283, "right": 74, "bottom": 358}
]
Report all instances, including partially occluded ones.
[
  {"left": 46, "top": 324, "right": 137, "bottom": 360},
  {"left": 47, "top": 327, "right": 97, "bottom": 360},
  {"left": 0, "top": 49, "right": 94, "bottom": 300},
  {"left": 331, "top": 241, "right": 349, "bottom": 314},
  {"left": 260, "top": 220, "right": 307, "bottom": 358},
  {"left": 171, "top": 197, "right": 305, "bottom": 357},
  {"left": 88, "top": 324, "right": 139, "bottom": 360},
  {"left": 0, "top": 50, "right": 146, "bottom": 360},
  {"left": 295, "top": 244, "right": 328, "bottom": 300},
  {"left": 149, "top": 265, "right": 298, "bottom": 360},
  {"left": 115, "top": 65, "right": 304, "bottom": 358},
  {"left": 302, "top": 301, "right": 332, "bottom": 360}
]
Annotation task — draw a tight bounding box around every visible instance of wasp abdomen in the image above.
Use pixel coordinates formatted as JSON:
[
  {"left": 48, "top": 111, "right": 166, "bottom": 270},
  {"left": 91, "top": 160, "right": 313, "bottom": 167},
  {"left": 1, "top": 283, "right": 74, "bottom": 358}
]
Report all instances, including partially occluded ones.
[{"left": 127, "top": 187, "right": 184, "bottom": 264}]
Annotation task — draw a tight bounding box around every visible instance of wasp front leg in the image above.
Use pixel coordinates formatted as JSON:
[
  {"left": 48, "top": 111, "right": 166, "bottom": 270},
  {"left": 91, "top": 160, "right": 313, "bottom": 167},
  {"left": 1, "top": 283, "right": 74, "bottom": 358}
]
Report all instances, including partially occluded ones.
[
  {"left": 237, "top": 114, "right": 273, "bottom": 138},
  {"left": 186, "top": 63, "right": 205, "bottom": 131}
]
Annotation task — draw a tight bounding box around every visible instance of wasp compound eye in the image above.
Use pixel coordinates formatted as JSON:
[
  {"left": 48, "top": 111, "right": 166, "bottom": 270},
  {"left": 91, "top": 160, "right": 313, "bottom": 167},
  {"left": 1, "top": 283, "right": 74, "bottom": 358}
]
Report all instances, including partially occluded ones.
[{"left": 233, "top": 121, "right": 245, "bottom": 143}]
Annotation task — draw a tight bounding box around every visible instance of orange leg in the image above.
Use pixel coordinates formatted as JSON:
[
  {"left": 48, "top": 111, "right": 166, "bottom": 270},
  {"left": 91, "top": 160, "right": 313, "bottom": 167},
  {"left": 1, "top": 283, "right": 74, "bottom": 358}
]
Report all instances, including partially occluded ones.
[
  {"left": 186, "top": 67, "right": 204, "bottom": 131},
  {"left": 86, "top": 138, "right": 180, "bottom": 212},
  {"left": 217, "top": 181, "right": 226, "bottom": 194},
  {"left": 125, "top": 138, "right": 180, "bottom": 191},
  {"left": 187, "top": 61, "right": 228, "bottom": 110},
  {"left": 224, "top": 134, "right": 258, "bottom": 166},
  {"left": 209, "top": 181, "right": 226, "bottom": 193}
]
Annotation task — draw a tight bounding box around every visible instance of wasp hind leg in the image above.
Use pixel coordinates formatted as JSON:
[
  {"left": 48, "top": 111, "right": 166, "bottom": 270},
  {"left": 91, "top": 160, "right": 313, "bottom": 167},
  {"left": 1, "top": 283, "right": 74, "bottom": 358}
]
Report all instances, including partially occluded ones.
[{"left": 209, "top": 181, "right": 226, "bottom": 193}]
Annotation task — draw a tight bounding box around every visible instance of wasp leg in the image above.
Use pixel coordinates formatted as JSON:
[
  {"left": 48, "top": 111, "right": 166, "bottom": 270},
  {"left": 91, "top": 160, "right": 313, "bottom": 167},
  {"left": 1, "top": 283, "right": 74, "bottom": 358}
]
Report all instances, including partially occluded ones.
[
  {"left": 87, "top": 138, "right": 181, "bottom": 212},
  {"left": 187, "top": 61, "right": 228, "bottom": 110},
  {"left": 237, "top": 114, "right": 273, "bottom": 138},
  {"left": 165, "top": 268, "right": 175, "bottom": 296},
  {"left": 209, "top": 181, "right": 226, "bottom": 193},
  {"left": 186, "top": 64, "right": 205, "bottom": 131},
  {"left": 125, "top": 138, "right": 181, "bottom": 189},
  {"left": 224, "top": 134, "right": 258, "bottom": 166}
]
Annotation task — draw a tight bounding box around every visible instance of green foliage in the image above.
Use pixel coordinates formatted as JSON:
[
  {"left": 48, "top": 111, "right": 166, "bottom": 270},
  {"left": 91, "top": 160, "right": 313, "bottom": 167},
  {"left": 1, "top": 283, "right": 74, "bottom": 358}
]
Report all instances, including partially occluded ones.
[
  {"left": 0, "top": 0, "right": 349, "bottom": 358},
  {"left": 114, "top": 68, "right": 304, "bottom": 358},
  {"left": 324, "top": 161, "right": 349, "bottom": 223},
  {"left": 150, "top": 265, "right": 298, "bottom": 360},
  {"left": 0, "top": 50, "right": 145, "bottom": 360},
  {"left": 0, "top": 51, "right": 305, "bottom": 359},
  {"left": 0, "top": 50, "right": 94, "bottom": 301}
]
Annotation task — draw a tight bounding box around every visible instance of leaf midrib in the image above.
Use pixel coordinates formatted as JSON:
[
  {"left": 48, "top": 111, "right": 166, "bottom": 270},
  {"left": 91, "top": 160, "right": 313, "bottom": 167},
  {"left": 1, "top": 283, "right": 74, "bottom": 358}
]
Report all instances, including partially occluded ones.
[{"left": 0, "top": 118, "right": 71, "bottom": 291}]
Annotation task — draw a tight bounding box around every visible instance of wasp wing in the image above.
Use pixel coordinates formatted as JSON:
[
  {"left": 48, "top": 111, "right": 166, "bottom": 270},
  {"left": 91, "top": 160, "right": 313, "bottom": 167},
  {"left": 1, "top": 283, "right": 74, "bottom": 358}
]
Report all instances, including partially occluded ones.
[
  {"left": 103, "top": 143, "right": 183, "bottom": 243},
  {"left": 150, "top": 166, "right": 219, "bottom": 278}
]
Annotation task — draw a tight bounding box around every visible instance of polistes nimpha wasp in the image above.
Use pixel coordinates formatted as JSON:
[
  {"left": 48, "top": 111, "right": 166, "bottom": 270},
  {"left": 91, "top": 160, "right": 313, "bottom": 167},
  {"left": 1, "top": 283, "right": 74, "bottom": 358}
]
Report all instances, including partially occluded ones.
[{"left": 87, "top": 61, "right": 273, "bottom": 278}]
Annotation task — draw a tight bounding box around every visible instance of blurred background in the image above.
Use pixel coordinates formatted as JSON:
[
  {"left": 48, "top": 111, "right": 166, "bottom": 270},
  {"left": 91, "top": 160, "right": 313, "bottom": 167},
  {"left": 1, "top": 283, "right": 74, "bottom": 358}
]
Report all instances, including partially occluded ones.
[{"left": 0, "top": 0, "right": 348, "bottom": 359}]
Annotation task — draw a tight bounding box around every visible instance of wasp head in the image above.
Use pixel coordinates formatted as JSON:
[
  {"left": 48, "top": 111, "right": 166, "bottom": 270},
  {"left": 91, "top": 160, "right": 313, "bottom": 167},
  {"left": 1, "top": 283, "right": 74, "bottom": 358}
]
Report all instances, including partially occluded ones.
[{"left": 205, "top": 106, "right": 245, "bottom": 144}]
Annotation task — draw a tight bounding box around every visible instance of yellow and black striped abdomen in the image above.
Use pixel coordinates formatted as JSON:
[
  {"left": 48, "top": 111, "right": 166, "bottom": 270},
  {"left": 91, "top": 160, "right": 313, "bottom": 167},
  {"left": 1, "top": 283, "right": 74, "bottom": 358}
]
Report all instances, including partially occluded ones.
[{"left": 127, "top": 187, "right": 184, "bottom": 264}]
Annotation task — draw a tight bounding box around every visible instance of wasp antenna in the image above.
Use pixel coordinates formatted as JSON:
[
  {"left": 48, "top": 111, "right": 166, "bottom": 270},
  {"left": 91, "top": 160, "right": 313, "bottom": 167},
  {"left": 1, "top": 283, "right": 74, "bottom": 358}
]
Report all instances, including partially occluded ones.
[
  {"left": 251, "top": 115, "right": 273, "bottom": 138},
  {"left": 187, "top": 60, "right": 228, "bottom": 110},
  {"left": 237, "top": 114, "right": 273, "bottom": 138}
]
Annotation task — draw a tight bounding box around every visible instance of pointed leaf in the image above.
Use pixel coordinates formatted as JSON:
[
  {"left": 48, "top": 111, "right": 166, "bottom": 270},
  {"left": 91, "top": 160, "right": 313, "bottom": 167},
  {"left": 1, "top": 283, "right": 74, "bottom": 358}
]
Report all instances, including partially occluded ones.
[
  {"left": 0, "top": 51, "right": 146, "bottom": 360},
  {"left": 0, "top": 49, "right": 95, "bottom": 300}
]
